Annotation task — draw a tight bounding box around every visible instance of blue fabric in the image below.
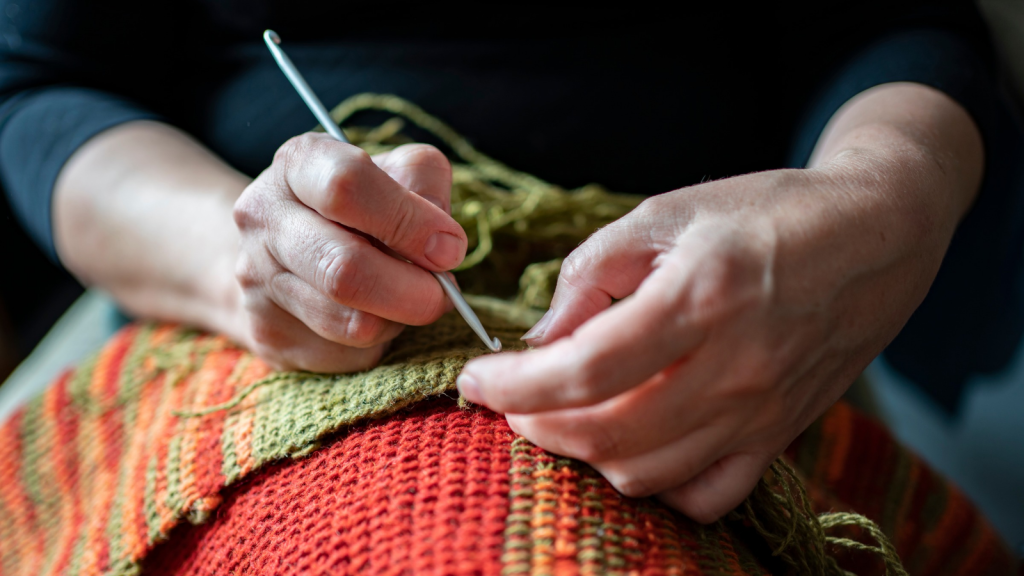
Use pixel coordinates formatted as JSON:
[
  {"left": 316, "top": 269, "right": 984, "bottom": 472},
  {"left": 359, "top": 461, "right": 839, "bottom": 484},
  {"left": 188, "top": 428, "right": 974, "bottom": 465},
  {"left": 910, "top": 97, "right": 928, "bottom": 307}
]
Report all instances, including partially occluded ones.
[{"left": 789, "top": 29, "right": 1024, "bottom": 412}]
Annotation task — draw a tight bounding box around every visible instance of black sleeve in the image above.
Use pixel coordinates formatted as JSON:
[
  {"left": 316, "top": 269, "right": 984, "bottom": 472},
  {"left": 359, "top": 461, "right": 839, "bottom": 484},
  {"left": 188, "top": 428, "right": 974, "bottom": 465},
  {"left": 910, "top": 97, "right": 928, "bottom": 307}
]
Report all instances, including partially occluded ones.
[
  {"left": 0, "top": 89, "right": 158, "bottom": 261},
  {"left": 788, "top": 10, "right": 1024, "bottom": 411},
  {"left": 0, "top": 0, "right": 171, "bottom": 263}
]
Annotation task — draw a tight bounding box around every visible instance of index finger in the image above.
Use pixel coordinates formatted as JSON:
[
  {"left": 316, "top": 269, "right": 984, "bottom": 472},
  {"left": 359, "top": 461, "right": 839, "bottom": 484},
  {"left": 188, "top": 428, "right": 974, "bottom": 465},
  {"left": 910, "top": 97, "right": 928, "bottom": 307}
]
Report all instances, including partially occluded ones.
[
  {"left": 276, "top": 133, "right": 468, "bottom": 271},
  {"left": 458, "top": 259, "right": 707, "bottom": 414}
]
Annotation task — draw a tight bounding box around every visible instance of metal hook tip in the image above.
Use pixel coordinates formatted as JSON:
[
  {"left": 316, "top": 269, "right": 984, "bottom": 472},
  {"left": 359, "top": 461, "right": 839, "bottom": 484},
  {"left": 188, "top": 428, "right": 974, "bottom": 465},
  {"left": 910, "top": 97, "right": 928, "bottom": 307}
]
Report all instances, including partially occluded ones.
[
  {"left": 264, "top": 29, "right": 281, "bottom": 45},
  {"left": 489, "top": 338, "right": 502, "bottom": 353}
]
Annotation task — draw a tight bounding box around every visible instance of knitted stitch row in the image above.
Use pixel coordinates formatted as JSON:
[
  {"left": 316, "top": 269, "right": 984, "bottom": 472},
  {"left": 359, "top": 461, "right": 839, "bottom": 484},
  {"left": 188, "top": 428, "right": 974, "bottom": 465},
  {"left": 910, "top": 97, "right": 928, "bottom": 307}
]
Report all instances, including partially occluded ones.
[
  {"left": 0, "top": 96, "right": 1016, "bottom": 575},
  {"left": 138, "top": 396, "right": 1015, "bottom": 576},
  {"left": 0, "top": 321, "right": 1013, "bottom": 576}
]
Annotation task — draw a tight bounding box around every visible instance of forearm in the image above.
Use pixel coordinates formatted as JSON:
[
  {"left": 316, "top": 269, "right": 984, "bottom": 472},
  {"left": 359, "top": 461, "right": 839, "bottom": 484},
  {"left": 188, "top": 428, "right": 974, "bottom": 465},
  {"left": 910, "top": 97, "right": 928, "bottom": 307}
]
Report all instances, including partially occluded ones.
[
  {"left": 809, "top": 82, "right": 983, "bottom": 246},
  {"left": 746, "top": 82, "right": 987, "bottom": 324},
  {"left": 782, "top": 81, "right": 984, "bottom": 365},
  {"left": 53, "top": 120, "right": 250, "bottom": 337},
  {"left": 458, "top": 83, "right": 987, "bottom": 525}
]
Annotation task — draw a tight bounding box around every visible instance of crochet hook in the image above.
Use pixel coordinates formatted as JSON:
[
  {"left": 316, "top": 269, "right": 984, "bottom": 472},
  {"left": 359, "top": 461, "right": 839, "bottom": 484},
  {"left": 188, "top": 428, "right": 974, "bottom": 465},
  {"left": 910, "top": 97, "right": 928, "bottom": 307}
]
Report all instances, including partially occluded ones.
[{"left": 264, "top": 29, "right": 502, "bottom": 353}]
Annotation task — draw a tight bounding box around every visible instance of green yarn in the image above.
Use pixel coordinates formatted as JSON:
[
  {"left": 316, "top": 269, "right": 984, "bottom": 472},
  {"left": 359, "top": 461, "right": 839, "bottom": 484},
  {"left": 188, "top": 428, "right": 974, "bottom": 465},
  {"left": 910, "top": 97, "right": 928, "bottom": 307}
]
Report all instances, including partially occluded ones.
[
  {"left": 730, "top": 460, "right": 908, "bottom": 576},
  {"left": 178, "top": 93, "right": 909, "bottom": 574},
  {"left": 516, "top": 258, "right": 564, "bottom": 310},
  {"left": 323, "top": 93, "right": 645, "bottom": 298},
  {"left": 172, "top": 296, "right": 539, "bottom": 469}
]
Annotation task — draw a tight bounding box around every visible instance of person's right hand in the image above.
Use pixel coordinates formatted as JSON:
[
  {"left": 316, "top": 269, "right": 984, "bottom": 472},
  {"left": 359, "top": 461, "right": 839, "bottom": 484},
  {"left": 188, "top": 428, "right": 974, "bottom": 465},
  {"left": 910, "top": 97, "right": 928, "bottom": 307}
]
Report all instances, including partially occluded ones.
[{"left": 231, "top": 135, "right": 467, "bottom": 372}]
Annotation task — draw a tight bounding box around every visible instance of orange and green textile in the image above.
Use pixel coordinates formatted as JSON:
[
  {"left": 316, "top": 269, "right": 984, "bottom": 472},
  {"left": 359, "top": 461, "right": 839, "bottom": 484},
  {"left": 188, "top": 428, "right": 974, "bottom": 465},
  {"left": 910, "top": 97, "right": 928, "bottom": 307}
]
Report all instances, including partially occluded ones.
[{"left": 0, "top": 295, "right": 1017, "bottom": 576}]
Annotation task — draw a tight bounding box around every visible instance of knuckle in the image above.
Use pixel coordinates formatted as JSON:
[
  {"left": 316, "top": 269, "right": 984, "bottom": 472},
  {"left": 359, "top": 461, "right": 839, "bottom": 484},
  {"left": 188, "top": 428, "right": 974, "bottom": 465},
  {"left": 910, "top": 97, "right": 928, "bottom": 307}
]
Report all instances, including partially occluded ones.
[
  {"left": 632, "top": 195, "right": 678, "bottom": 232},
  {"left": 319, "top": 170, "right": 356, "bottom": 216},
  {"left": 315, "top": 244, "right": 371, "bottom": 305},
  {"left": 321, "top": 148, "right": 372, "bottom": 205},
  {"left": 680, "top": 498, "right": 723, "bottom": 525},
  {"left": 561, "top": 425, "right": 621, "bottom": 463},
  {"left": 562, "top": 356, "right": 604, "bottom": 404},
  {"left": 557, "top": 236, "right": 619, "bottom": 301},
  {"left": 344, "top": 344, "right": 387, "bottom": 372},
  {"left": 684, "top": 263, "right": 740, "bottom": 330},
  {"left": 605, "top": 471, "right": 655, "bottom": 499},
  {"left": 232, "top": 186, "right": 265, "bottom": 231},
  {"left": 686, "top": 246, "right": 764, "bottom": 326},
  {"left": 396, "top": 143, "right": 449, "bottom": 170},
  {"left": 632, "top": 196, "right": 661, "bottom": 221},
  {"left": 274, "top": 134, "right": 310, "bottom": 166},
  {"left": 378, "top": 200, "right": 418, "bottom": 249},
  {"left": 246, "top": 312, "right": 290, "bottom": 352},
  {"left": 559, "top": 250, "right": 588, "bottom": 287},
  {"left": 314, "top": 149, "right": 375, "bottom": 219},
  {"left": 337, "top": 312, "right": 393, "bottom": 347},
  {"left": 234, "top": 254, "right": 261, "bottom": 290}
]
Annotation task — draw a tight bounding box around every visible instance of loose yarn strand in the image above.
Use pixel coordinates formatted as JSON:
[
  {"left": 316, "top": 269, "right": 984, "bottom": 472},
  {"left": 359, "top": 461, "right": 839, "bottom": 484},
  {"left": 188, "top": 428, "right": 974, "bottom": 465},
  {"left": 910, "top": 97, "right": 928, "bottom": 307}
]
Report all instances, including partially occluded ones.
[
  {"left": 303, "top": 94, "right": 907, "bottom": 575},
  {"left": 731, "top": 460, "right": 908, "bottom": 576},
  {"left": 171, "top": 372, "right": 313, "bottom": 418},
  {"left": 323, "top": 93, "right": 644, "bottom": 272}
]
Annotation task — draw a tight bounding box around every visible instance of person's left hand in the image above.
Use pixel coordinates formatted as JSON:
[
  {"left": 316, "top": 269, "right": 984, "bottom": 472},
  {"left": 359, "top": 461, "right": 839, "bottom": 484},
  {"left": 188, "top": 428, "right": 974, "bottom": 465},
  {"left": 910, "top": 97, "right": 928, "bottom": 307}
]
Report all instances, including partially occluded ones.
[
  {"left": 456, "top": 82, "right": 984, "bottom": 523},
  {"left": 457, "top": 166, "right": 911, "bottom": 523}
]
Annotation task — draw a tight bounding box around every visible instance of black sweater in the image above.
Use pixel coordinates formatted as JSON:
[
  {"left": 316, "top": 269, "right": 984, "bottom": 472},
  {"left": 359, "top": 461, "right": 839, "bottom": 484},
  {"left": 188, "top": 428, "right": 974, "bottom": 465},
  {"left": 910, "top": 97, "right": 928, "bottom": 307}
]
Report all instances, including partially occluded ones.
[{"left": 0, "top": 1, "right": 1020, "bottom": 409}]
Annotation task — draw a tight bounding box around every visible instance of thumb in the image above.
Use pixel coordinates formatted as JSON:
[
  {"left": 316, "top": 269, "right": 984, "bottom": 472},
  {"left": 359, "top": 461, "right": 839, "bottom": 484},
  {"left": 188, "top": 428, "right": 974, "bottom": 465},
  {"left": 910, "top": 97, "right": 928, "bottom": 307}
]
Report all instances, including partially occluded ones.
[{"left": 523, "top": 215, "right": 658, "bottom": 347}]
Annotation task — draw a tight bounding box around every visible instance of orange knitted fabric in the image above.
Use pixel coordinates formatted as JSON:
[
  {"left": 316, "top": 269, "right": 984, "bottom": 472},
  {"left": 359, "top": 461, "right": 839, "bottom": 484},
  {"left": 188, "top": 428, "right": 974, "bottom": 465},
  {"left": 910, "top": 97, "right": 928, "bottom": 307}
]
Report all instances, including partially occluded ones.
[
  {"left": 132, "top": 396, "right": 1018, "bottom": 576},
  {"left": 3, "top": 97, "right": 1019, "bottom": 575},
  {"left": 0, "top": 311, "right": 1018, "bottom": 576},
  {"left": 145, "top": 398, "right": 514, "bottom": 575}
]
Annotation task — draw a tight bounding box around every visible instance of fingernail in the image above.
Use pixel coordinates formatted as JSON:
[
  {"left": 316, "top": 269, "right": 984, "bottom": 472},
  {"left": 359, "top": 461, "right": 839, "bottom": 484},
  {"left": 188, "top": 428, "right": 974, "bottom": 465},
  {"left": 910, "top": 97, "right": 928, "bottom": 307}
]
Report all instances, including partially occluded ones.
[
  {"left": 521, "top": 309, "right": 554, "bottom": 344},
  {"left": 424, "top": 232, "right": 464, "bottom": 269},
  {"left": 456, "top": 372, "right": 483, "bottom": 404}
]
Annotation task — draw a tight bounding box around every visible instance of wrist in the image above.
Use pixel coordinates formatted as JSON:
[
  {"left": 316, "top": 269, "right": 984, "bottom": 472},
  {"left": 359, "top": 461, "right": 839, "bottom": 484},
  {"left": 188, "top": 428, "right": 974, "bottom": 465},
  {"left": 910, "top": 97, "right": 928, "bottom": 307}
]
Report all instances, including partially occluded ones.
[
  {"left": 809, "top": 83, "right": 983, "bottom": 233},
  {"left": 816, "top": 141, "right": 963, "bottom": 251},
  {"left": 739, "top": 153, "right": 954, "bottom": 310}
]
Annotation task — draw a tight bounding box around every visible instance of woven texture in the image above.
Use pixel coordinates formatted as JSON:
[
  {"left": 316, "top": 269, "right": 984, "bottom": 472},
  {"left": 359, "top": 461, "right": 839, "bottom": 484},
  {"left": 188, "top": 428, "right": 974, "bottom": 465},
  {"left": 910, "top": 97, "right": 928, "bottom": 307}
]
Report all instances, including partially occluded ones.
[
  {"left": 144, "top": 398, "right": 514, "bottom": 575},
  {"left": 0, "top": 312, "right": 1016, "bottom": 576},
  {"left": 0, "top": 95, "right": 1018, "bottom": 575},
  {"left": 143, "top": 399, "right": 513, "bottom": 575},
  {"left": 137, "top": 398, "right": 1017, "bottom": 576},
  {"left": 0, "top": 297, "right": 538, "bottom": 576}
]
